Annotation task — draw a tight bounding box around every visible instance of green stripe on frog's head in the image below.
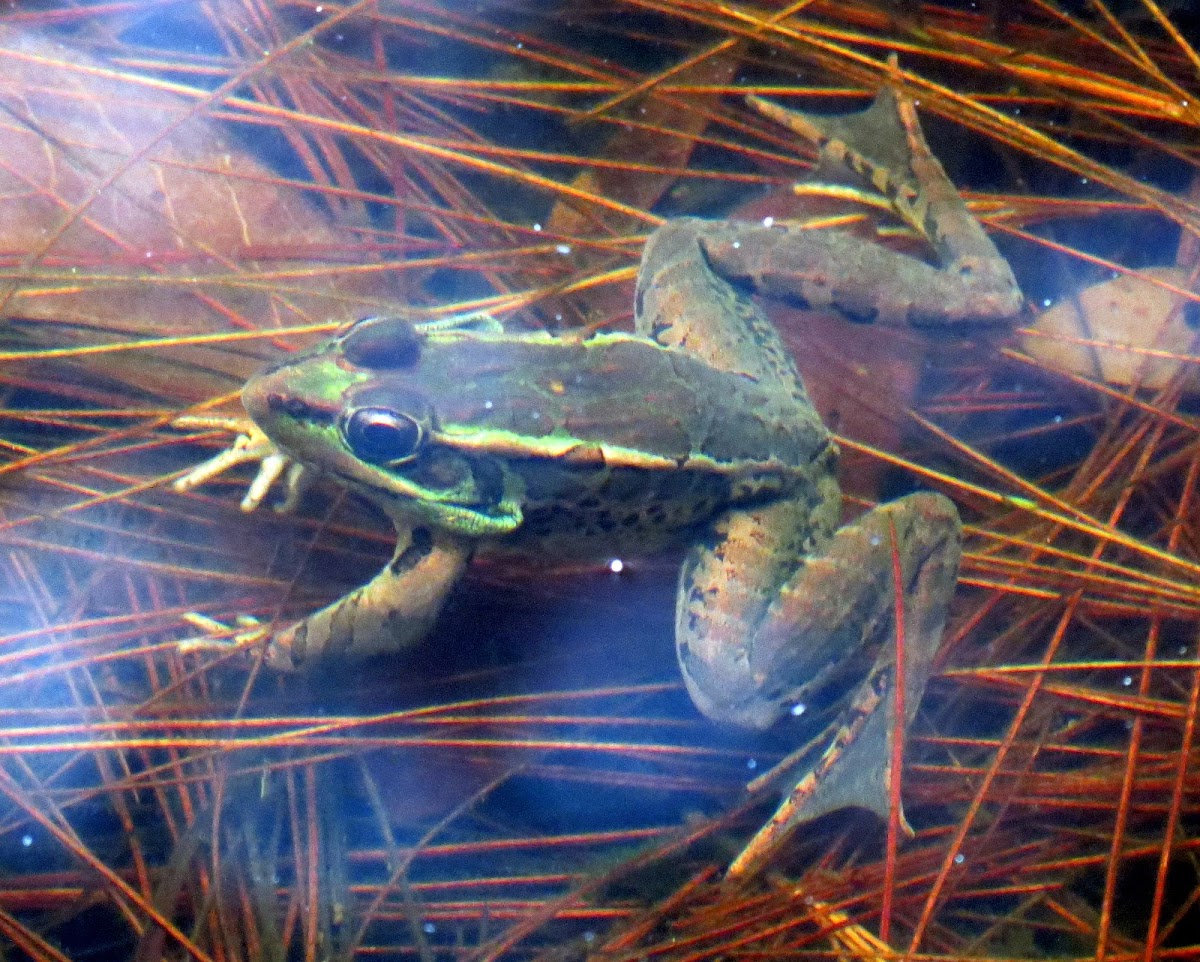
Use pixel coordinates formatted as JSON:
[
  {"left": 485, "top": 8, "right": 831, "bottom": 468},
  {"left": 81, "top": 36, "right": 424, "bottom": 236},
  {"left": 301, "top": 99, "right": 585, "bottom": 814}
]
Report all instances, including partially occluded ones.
[{"left": 241, "top": 317, "right": 524, "bottom": 536}]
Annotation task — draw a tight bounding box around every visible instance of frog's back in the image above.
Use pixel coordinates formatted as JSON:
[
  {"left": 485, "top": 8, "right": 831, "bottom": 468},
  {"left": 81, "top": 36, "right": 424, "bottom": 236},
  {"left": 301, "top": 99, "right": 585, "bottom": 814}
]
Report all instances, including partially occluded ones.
[
  {"left": 412, "top": 332, "right": 834, "bottom": 559},
  {"left": 418, "top": 332, "right": 831, "bottom": 473}
]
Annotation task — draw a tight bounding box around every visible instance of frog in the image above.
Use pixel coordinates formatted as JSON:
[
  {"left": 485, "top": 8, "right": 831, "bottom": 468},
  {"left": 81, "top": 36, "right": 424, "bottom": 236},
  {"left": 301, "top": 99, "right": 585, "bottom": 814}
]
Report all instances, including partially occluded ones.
[{"left": 176, "top": 80, "right": 1023, "bottom": 872}]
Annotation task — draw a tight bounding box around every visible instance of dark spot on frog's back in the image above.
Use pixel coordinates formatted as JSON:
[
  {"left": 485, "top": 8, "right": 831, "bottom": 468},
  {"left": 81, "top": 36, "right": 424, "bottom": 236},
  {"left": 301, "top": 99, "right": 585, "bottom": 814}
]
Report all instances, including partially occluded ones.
[{"left": 340, "top": 315, "right": 422, "bottom": 370}]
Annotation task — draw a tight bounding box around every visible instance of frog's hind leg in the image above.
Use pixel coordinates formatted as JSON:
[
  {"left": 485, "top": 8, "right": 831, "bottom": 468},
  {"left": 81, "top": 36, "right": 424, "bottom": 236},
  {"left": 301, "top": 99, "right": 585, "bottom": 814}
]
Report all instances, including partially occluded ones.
[
  {"left": 746, "top": 82, "right": 1022, "bottom": 324},
  {"left": 654, "top": 80, "right": 1023, "bottom": 328},
  {"left": 636, "top": 216, "right": 810, "bottom": 402},
  {"left": 676, "top": 491, "right": 961, "bottom": 828}
]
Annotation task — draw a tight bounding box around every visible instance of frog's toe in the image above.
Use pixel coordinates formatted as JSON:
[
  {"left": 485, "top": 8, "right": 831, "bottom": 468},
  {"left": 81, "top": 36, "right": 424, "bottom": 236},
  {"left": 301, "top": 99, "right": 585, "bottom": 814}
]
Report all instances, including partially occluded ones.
[
  {"left": 177, "top": 612, "right": 271, "bottom": 655},
  {"left": 266, "top": 461, "right": 314, "bottom": 514},
  {"left": 173, "top": 422, "right": 303, "bottom": 513}
]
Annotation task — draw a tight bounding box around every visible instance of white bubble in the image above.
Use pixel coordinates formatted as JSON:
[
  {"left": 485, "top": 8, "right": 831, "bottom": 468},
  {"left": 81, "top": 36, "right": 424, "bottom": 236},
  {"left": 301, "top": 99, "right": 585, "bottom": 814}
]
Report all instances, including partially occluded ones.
[
  {"left": 869, "top": 535, "right": 881, "bottom": 546},
  {"left": 21, "top": 835, "right": 32, "bottom": 847},
  {"left": 762, "top": 216, "right": 775, "bottom": 227},
  {"left": 954, "top": 853, "right": 965, "bottom": 864},
  {"left": 1123, "top": 676, "right": 1133, "bottom": 686},
  {"left": 423, "top": 922, "right": 436, "bottom": 934},
  {"left": 1042, "top": 298, "right": 1052, "bottom": 307},
  {"left": 732, "top": 241, "right": 741, "bottom": 249},
  {"left": 556, "top": 244, "right": 572, "bottom": 255},
  {"left": 483, "top": 400, "right": 493, "bottom": 410},
  {"left": 790, "top": 703, "right": 806, "bottom": 716},
  {"left": 747, "top": 758, "right": 757, "bottom": 770},
  {"left": 533, "top": 223, "right": 542, "bottom": 232},
  {"left": 609, "top": 558, "right": 624, "bottom": 574}
]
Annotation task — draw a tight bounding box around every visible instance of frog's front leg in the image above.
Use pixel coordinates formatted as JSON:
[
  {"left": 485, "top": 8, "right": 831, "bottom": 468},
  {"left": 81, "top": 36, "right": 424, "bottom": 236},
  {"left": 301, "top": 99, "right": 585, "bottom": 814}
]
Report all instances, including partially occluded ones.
[
  {"left": 677, "top": 491, "right": 961, "bottom": 829},
  {"left": 260, "top": 524, "right": 472, "bottom": 671}
]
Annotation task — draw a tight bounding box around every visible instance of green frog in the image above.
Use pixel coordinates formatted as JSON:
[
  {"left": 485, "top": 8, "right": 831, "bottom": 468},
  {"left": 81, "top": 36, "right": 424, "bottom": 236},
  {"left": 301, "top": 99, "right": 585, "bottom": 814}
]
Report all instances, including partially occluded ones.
[{"left": 177, "top": 83, "right": 1022, "bottom": 868}]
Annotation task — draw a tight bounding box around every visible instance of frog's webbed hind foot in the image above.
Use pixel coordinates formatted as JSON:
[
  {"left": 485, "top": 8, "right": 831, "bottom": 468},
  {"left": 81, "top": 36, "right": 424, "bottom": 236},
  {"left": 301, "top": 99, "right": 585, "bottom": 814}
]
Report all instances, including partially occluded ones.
[
  {"left": 677, "top": 492, "right": 962, "bottom": 874},
  {"left": 721, "top": 79, "right": 1024, "bottom": 326}
]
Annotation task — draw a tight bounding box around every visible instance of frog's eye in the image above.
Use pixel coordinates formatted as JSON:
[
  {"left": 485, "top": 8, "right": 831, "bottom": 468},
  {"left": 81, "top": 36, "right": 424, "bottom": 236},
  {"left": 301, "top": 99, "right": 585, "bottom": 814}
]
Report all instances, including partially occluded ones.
[
  {"left": 342, "top": 407, "right": 424, "bottom": 466},
  {"left": 341, "top": 316, "right": 421, "bottom": 370}
]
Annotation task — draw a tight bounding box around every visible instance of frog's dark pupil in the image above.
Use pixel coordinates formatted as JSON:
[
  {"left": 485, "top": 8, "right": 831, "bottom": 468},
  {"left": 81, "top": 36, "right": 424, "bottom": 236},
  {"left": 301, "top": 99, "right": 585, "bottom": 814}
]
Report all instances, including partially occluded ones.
[
  {"left": 341, "top": 315, "right": 422, "bottom": 369},
  {"left": 344, "top": 407, "right": 423, "bottom": 465}
]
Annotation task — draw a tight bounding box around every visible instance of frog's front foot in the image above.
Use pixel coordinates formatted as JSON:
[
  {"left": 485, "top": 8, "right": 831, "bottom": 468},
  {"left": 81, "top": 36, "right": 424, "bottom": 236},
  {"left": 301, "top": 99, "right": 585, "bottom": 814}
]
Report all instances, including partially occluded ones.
[
  {"left": 178, "top": 613, "right": 335, "bottom": 672},
  {"left": 172, "top": 416, "right": 311, "bottom": 512},
  {"left": 177, "top": 524, "right": 474, "bottom": 672}
]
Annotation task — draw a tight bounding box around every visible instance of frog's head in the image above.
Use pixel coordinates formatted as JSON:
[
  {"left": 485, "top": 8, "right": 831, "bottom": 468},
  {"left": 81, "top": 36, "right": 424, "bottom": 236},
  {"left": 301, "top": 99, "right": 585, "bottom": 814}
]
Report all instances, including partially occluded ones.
[{"left": 241, "top": 315, "right": 525, "bottom": 537}]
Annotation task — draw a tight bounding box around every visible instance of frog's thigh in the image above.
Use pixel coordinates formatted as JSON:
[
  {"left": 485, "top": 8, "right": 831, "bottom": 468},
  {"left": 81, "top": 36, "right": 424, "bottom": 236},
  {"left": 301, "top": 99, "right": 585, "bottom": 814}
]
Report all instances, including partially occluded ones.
[
  {"left": 265, "top": 525, "right": 472, "bottom": 670},
  {"left": 676, "top": 491, "right": 961, "bottom": 731},
  {"left": 637, "top": 218, "right": 803, "bottom": 392}
]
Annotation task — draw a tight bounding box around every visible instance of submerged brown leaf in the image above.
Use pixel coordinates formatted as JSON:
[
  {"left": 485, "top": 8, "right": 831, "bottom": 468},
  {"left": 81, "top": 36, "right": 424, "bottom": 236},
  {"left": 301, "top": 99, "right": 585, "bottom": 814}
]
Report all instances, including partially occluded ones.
[{"left": 0, "top": 27, "right": 398, "bottom": 402}]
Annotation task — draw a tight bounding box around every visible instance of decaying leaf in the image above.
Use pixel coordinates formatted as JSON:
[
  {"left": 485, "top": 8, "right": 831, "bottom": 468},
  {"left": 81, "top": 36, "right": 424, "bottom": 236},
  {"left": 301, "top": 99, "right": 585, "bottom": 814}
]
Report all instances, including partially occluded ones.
[
  {"left": 0, "top": 28, "right": 397, "bottom": 404},
  {"left": 1022, "top": 266, "right": 1200, "bottom": 391}
]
